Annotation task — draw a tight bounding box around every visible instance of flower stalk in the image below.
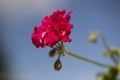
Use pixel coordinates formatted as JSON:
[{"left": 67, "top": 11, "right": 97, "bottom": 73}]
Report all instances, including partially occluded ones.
[
  {"left": 65, "top": 51, "right": 110, "bottom": 68},
  {"left": 97, "top": 32, "right": 110, "bottom": 51}
]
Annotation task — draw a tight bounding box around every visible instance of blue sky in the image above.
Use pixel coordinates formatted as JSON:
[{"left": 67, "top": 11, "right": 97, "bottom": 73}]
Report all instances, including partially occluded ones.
[{"left": 0, "top": 0, "right": 120, "bottom": 80}]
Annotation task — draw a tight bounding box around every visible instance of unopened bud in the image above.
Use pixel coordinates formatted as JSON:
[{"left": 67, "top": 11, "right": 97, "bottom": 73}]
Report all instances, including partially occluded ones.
[
  {"left": 54, "top": 59, "right": 62, "bottom": 71},
  {"left": 89, "top": 32, "right": 97, "bottom": 43},
  {"left": 49, "top": 49, "right": 56, "bottom": 57}
]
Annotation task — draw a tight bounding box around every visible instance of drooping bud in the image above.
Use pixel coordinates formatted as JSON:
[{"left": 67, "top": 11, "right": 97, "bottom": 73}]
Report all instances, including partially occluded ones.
[
  {"left": 54, "top": 58, "right": 62, "bottom": 71},
  {"left": 89, "top": 31, "right": 97, "bottom": 43},
  {"left": 49, "top": 49, "right": 56, "bottom": 58}
]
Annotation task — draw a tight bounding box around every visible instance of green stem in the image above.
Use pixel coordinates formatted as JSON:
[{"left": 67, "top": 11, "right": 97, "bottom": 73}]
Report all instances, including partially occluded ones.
[
  {"left": 98, "top": 32, "right": 118, "bottom": 64},
  {"left": 97, "top": 32, "right": 110, "bottom": 51},
  {"left": 65, "top": 51, "right": 111, "bottom": 68}
]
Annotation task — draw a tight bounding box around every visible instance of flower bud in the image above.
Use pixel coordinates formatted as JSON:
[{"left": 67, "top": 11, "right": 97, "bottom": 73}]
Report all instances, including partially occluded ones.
[
  {"left": 49, "top": 49, "right": 56, "bottom": 57},
  {"left": 89, "top": 32, "right": 97, "bottom": 43},
  {"left": 54, "top": 59, "right": 62, "bottom": 71}
]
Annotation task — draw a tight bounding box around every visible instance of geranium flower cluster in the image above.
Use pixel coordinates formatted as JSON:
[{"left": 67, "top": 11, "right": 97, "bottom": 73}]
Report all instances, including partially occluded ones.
[{"left": 31, "top": 10, "right": 73, "bottom": 48}]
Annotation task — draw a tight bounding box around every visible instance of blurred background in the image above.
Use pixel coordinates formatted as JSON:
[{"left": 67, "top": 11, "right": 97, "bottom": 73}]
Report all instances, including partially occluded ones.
[{"left": 0, "top": 0, "right": 120, "bottom": 80}]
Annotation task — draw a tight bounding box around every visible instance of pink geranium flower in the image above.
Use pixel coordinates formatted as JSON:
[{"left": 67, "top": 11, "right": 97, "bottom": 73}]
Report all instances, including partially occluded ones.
[{"left": 31, "top": 10, "right": 73, "bottom": 48}]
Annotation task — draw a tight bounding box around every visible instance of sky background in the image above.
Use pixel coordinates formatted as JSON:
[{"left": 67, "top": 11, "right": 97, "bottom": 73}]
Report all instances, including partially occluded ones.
[{"left": 0, "top": 0, "right": 120, "bottom": 80}]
